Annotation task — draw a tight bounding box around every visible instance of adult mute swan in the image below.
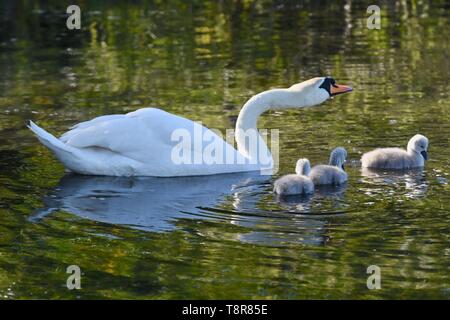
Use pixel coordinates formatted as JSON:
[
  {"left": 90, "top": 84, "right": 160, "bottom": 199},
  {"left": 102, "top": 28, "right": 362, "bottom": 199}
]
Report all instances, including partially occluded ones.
[
  {"left": 274, "top": 158, "right": 314, "bottom": 195},
  {"left": 309, "top": 147, "right": 348, "bottom": 185},
  {"left": 361, "top": 134, "right": 428, "bottom": 169},
  {"left": 28, "top": 77, "right": 352, "bottom": 177}
]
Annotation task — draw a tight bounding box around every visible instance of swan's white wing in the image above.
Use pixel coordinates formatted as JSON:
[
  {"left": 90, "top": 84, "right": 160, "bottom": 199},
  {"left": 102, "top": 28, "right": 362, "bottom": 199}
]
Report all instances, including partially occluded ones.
[
  {"left": 61, "top": 108, "right": 238, "bottom": 166},
  {"left": 60, "top": 114, "right": 125, "bottom": 142}
]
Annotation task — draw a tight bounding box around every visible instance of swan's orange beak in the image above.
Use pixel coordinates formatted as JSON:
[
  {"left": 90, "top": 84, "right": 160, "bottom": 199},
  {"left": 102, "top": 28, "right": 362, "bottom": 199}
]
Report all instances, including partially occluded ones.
[{"left": 331, "top": 84, "right": 353, "bottom": 96}]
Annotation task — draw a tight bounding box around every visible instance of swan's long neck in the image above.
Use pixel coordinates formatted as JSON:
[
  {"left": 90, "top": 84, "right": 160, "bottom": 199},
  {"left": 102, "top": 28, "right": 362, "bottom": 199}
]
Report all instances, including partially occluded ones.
[{"left": 235, "top": 89, "right": 304, "bottom": 162}]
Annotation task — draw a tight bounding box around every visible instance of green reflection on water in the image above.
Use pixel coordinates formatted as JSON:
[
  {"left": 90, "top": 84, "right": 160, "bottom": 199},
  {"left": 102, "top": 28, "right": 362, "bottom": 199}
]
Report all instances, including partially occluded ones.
[{"left": 0, "top": 0, "right": 449, "bottom": 299}]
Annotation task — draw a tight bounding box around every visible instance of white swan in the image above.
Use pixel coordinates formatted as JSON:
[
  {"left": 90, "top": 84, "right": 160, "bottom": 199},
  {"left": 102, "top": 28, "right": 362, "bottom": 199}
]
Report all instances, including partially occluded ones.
[
  {"left": 274, "top": 159, "right": 314, "bottom": 195},
  {"left": 309, "top": 147, "right": 348, "bottom": 185},
  {"left": 361, "top": 134, "right": 428, "bottom": 169},
  {"left": 28, "top": 77, "right": 352, "bottom": 177}
]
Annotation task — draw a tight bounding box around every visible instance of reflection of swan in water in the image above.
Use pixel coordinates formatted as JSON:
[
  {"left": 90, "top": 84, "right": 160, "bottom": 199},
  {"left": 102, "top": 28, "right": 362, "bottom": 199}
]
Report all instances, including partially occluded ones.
[
  {"left": 361, "top": 167, "right": 428, "bottom": 199},
  {"left": 31, "top": 172, "right": 349, "bottom": 246},
  {"left": 31, "top": 172, "right": 270, "bottom": 232}
]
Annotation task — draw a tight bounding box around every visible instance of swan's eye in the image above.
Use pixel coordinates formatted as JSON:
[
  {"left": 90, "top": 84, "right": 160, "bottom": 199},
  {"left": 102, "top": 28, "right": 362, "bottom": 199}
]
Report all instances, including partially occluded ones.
[
  {"left": 328, "top": 77, "right": 338, "bottom": 88},
  {"left": 319, "top": 78, "right": 334, "bottom": 95}
]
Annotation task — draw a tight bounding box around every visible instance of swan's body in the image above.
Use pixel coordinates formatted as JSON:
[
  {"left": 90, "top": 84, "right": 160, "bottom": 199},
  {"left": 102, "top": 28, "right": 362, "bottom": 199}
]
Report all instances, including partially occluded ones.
[
  {"left": 361, "top": 134, "right": 428, "bottom": 169},
  {"left": 29, "top": 77, "right": 352, "bottom": 177},
  {"left": 29, "top": 108, "right": 255, "bottom": 176},
  {"left": 309, "top": 147, "right": 348, "bottom": 185},
  {"left": 274, "top": 159, "right": 314, "bottom": 195}
]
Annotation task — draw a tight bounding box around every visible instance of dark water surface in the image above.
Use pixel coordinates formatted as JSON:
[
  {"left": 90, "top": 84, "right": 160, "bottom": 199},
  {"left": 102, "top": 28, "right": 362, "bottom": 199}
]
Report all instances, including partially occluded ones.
[{"left": 0, "top": 1, "right": 449, "bottom": 299}]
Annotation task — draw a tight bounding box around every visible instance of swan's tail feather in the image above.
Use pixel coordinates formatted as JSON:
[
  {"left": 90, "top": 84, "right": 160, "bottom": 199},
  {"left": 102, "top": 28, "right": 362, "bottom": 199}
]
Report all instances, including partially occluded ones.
[{"left": 27, "top": 120, "right": 77, "bottom": 160}]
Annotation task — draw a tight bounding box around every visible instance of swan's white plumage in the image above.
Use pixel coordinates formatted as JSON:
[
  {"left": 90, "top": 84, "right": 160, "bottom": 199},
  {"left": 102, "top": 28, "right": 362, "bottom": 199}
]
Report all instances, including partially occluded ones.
[
  {"left": 31, "top": 108, "right": 255, "bottom": 176},
  {"left": 29, "top": 77, "right": 351, "bottom": 177}
]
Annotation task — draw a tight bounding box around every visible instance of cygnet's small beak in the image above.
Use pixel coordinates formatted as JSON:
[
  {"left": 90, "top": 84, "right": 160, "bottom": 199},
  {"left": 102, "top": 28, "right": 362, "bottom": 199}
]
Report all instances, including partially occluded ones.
[
  {"left": 420, "top": 150, "right": 428, "bottom": 160},
  {"left": 331, "top": 84, "right": 353, "bottom": 96}
]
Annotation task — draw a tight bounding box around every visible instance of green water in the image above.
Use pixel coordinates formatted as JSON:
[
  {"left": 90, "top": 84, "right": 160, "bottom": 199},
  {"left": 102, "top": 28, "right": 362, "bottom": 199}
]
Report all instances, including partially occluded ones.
[{"left": 0, "top": 0, "right": 449, "bottom": 299}]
